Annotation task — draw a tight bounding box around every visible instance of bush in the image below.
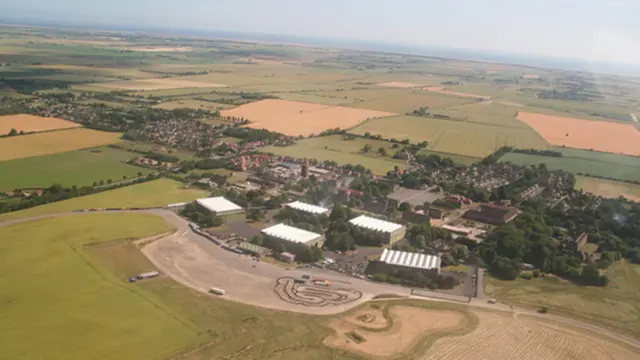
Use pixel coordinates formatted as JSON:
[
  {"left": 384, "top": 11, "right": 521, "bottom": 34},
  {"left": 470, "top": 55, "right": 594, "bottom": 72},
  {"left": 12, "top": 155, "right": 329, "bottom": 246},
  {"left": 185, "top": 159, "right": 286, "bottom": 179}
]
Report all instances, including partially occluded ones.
[
  {"left": 520, "top": 273, "right": 533, "bottom": 280},
  {"left": 538, "top": 307, "right": 548, "bottom": 314},
  {"left": 532, "top": 269, "right": 541, "bottom": 278}
]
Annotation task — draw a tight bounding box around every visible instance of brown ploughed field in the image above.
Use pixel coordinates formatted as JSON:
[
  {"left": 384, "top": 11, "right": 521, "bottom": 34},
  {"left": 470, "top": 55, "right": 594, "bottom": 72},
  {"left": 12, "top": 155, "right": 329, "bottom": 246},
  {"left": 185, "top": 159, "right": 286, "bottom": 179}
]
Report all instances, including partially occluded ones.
[
  {"left": 221, "top": 99, "right": 395, "bottom": 136},
  {"left": 518, "top": 112, "right": 640, "bottom": 156}
]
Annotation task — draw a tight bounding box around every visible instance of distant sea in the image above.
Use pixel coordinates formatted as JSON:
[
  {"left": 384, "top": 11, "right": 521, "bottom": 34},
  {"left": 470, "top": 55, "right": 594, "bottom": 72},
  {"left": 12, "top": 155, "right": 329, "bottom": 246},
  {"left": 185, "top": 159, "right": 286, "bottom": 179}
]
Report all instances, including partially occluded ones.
[{"left": 3, "top": 18, "right": 639, "bottom": 77}]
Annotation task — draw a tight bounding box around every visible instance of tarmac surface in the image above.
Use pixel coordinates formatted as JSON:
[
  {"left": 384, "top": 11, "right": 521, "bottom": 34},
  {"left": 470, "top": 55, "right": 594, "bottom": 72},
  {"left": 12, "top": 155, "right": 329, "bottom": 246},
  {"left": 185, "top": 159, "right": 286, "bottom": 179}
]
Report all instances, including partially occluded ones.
[{"left": 2, "top": 209, "right": 640, "bottom": 349}]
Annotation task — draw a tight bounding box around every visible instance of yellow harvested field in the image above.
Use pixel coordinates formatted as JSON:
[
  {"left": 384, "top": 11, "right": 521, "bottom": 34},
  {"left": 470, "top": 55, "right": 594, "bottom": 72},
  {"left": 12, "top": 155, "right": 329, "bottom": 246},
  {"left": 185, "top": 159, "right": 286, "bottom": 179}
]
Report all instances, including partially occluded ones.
[
  {"left": 221, "top": 99, "right": 395, "bottom": 136},
  {"left": 421, "top": 310, "right": 639, "bottom": 360},
  {"left": 0, "top": 114, "right": 79, "bottom": 134},
  {"left": 575, "top": 176, "right": 640, "bottom": 202},
  {"left": 125, "top": 46, "right": 193, "bottom": 52},
  {"left": 0, "top": 128, "right": 122, "bottom": 161},
  {"left": 517, "top": 112, "right": 640, "bottom": 156},
  {"left": 425, "top": 87, "right": 491, "bottom": 99},
  {"left": 325, "top": 305, "right": 466, "bottom": 358},
  {"left": 94, "top": 78, "right": 228, "bottom": 91},
  {"left": 377, "top": 81, "right": 425, "bottom": 88}
]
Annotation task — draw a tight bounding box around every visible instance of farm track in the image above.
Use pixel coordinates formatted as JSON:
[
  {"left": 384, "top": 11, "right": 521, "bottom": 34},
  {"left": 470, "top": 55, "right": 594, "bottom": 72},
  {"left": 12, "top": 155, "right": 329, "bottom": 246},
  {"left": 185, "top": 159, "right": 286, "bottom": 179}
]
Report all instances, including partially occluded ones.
[{"left": 1, "top": 209, "right": 640, "bottom": 351}]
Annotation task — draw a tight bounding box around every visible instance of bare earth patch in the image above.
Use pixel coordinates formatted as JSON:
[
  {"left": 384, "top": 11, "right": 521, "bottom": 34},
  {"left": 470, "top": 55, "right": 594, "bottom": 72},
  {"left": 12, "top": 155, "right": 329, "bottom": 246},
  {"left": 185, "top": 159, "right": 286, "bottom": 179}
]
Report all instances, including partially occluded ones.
[
  {"left": 94, "top": 78, "right": 228, "bottom": 91},
  {"left": 517, "top": 112, "right": 640, "bottom": 156},
  {"left": 221, "top": 99, "right": 396, "bottom": 136},
  {"left": 420, "top": 310, "right": 639, "bottom": 360},
  {"left": 325, "top": 306, "right": 465, "bottom": 358},
  {"left": 0, "top": 114, "right": 80, "bottom": 134}
]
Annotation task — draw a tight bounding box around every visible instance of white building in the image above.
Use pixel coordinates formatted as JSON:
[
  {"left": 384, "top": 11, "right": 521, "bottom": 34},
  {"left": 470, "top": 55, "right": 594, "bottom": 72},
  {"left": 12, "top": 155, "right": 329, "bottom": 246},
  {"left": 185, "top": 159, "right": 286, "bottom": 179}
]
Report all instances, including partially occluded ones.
[
  {"left": 370, "top": 248, "right": 441, "bottom": 277},
  {"left": 285, "top": 201, "right": 330, "bottom": 216},
  {"left": 196, "top": 196, "right": 244, "bottom": 216},
  {"left": 261, "top": 223, "right": 324, "bottom": 247},
  {"left": 348, "top": 215, "right": 406, "bottom": 244}
]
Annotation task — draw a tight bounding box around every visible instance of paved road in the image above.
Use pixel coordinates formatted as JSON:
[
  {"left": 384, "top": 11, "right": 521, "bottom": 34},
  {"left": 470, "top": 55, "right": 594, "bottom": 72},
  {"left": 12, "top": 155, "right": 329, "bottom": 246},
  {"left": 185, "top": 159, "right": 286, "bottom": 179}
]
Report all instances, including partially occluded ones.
[{"left": 2, "top": 209, "right": 640, "bottom": 350}]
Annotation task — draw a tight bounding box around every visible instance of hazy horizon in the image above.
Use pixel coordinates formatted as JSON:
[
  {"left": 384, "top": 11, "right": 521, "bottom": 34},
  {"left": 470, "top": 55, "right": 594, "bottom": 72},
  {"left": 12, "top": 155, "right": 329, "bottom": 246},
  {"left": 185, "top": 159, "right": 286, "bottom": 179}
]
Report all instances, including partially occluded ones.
[{"left": 3, "top": 0, "right": 640, "bottom": 73}]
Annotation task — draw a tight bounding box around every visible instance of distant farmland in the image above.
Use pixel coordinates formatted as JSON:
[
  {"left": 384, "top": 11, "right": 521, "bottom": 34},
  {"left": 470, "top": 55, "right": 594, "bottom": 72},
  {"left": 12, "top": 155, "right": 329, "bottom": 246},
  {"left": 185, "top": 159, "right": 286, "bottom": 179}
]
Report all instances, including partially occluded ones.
[
  {"left": 262, "top": 135, "right": 408, "bottom": 174},
  {"left": 347, "top": 91, "right": 473, "bottom": 113},
  {"left": 576, "top": 176, "right": 640, "bottom": 202},
  {"left": 0, "top": 147, "right": 150, "bottom": 191},
  {"left": 351, "top": 115, "right": 549, "bottom": 158},
  {"left": 0, "top": 128, "right": 122, "bottom": 161},
  {"left": 499, "top": 147, "right": 640, "bottom": 182}
]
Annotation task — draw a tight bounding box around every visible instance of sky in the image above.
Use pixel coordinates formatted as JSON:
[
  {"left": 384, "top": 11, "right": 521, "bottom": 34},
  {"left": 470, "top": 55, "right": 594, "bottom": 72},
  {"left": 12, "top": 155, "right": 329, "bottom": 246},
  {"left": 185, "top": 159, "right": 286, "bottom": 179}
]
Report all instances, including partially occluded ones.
[{"left": 2, "top": 0, "right": 640, "bottom": 64}]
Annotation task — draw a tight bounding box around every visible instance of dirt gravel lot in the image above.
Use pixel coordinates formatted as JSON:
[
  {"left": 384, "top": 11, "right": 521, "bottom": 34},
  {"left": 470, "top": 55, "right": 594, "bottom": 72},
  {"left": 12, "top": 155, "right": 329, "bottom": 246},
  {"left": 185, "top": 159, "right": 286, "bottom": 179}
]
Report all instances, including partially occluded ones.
[
  {"left": 221, "top": 99, "right": 396, "bottom": 136},
  {"left": 518, "top": 112, "right": 640, "bottom": 156},
  {"left": 420, "top": 310, "right": 639, "bottom": 360},
  {"left": 325, "top": 305, "right": 465, "bottom": 358},
  {"left": 0, "top": 114, "right": 80, "bottom": 134}
]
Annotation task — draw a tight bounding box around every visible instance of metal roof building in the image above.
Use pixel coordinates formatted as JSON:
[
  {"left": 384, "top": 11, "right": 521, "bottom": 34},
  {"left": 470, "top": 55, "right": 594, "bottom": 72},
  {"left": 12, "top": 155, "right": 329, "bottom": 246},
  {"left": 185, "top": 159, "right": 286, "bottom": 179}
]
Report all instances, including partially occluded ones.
[
  {"left": 196, "top": 196, "right": 244, "bottom": 215},
  {"left": 261, "top": 223, "right": 324, "bottom": 245},
  {"left": 285, "top": 201, "right": 330, "bottom": 215},
  {"left": 349, "top": 215, "right": 403, "bottom": 233},
  {"left": 379, "top": 248, "right": 441, "bottom": 271}
]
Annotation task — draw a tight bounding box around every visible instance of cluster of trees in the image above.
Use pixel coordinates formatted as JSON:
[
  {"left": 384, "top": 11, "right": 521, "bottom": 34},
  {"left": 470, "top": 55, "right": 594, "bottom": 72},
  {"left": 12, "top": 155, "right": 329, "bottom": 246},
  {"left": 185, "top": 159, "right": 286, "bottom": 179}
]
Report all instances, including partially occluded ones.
[
  {"left": 511, "top": 148, "right": 563, "bottom": 157},
  {"left": 1, "top": 78, "right": 71, "bottom": 93},
  {"left": 180, "top": 203, "right": 223, "bottom": 228},
  {"left": 349, "top": 176, "right": 393, "bottom": 199},
  {"left": 222, "top": 127, "right": 289, "bottom": 144},
  {"left": 476, "top": 204, "right": 610, "bottom": 285},
  {"left": 409, "top": 106, "right": 430, "bottom": 117},
  {"left": 274, "top": 207, "right": 327, "bottom": 235},
  {"left": 479, "top": 146, "right": 512, "bottom": 165},
  {"left": 3, "top": 128, "right": 24, "bottom": 137}
]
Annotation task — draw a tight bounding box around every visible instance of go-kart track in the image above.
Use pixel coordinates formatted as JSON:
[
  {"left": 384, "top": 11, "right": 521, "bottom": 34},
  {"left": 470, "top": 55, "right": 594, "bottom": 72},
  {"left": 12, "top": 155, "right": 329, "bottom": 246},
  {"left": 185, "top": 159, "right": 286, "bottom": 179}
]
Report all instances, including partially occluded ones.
[
  {"left": 3, "top": 209, "right": 640, "bottom": 352},
  {"left": 274, "top": 277, "right": 363, "bottom": 307}
]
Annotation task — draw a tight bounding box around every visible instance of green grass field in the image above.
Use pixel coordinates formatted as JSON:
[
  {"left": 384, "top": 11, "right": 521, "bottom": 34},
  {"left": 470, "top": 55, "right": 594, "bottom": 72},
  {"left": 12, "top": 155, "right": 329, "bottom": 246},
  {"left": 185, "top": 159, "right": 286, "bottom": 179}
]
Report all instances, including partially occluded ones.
[
  {"left": 417, "top": 149, "right": 480, "bottom": 166},
  {"left": 575, "top": 176, "right": 640, "bottom": 201},
  {"left": 0, "top": 147, "right": 151, "bottom": 191},
  {"left": 435, "top": 102, "right": 530, "bottom": 128},
  {"left": 348, "top": 91, "right": 473, "bottom": 113},
  {"left": 0, "top": 213, "right": 195, "bottom": 360},
  {"left": 351, "top": 115, "right": 550, "bottom": 158},
  {"left": 500, "top": 148, "right": 640, "bottom": 182},
  {"left": 0, "top": 179, "right": 208, "bottom": 221},
  {"left": 484, "top": 260, "right": 640, "bottom": 338},
  {"left": 262, "top": 135, "right": 408, "bottom": 174}
]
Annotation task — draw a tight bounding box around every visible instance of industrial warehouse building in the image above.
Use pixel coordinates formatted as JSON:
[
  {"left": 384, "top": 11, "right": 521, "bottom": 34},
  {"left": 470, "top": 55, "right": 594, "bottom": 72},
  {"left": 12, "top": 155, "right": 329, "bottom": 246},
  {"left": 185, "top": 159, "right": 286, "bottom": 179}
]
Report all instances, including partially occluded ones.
[
  {"left": 195, "top": 196, "right": 244, "bottom": 216},
  {"left": 285, "top": 201, "right": 330, "bottom": 216},
  {"left": 349, "top": 215, "right": 406, "bottom": 244},
  {"left": 260, "top": 223, "right": 324, "bottom": 262},
  {"left": 367, "top": 248, "right": 441, "bottom": 278}
]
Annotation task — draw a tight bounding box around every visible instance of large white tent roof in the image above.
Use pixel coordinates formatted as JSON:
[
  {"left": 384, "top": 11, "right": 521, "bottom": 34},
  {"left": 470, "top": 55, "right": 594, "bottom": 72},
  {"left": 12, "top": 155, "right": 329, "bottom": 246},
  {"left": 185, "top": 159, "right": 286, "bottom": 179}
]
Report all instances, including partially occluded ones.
[
  {"left": 379, "top": 249, "right": 441, "bottom": 270},
  {"left": 196, "top": 197, "right": 242, "bottom": 213},
  {"left": 261, "top": 223, "right": 323, "bottom": 244},
  {"left": 349, "top": 215, "right": 403, "bottom": 233},
  {"left": 285, "top": 201, "right": 329, "bottom": 215}
]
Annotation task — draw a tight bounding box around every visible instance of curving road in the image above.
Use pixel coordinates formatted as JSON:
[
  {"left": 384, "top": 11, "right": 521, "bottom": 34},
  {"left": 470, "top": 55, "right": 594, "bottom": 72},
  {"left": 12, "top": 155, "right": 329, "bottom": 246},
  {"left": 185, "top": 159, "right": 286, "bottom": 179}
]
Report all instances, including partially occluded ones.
[{"left": 2, "top": 209, "right": 640, "bottom": 350}]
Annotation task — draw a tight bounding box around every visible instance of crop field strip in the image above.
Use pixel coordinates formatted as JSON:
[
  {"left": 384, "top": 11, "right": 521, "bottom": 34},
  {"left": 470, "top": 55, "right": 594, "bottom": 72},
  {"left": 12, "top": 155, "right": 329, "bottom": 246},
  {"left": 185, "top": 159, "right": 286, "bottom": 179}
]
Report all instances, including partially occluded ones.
[
  {"left": 0, "top": 147, "right": 152, "bottom": 191},
  {"left": 575, "top": 176, "right": 640, "bottom": 202},
  {"left": 0, "top": 128, "right": 123, "bottom": 162},
  {"left": 0, "top": 179, "right": 208, "bottom": 221},
  {"left": 350, "top": 115, "right": 550, "bottom": 158},
  {"left": 499, "top": 147, "right": 640, "bottom": 182},
  {"left": 261, "top": 135, "right": 408, "bottom": 174}
]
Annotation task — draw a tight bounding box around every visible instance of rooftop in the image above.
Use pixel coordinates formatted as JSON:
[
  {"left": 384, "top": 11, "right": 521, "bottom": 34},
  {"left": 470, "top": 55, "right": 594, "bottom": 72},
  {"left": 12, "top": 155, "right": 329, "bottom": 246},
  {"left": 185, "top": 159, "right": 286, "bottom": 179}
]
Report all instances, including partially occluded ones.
[
  {"left": 285, "top": 201, "right": 330, "bottom": 215},
  {"left": 261, "top": 223, "right": 323, "bottom": 244},
  {"left": 387, "top": 186, "right": 444, "bottom": 206},
  {"left": 379, "top": 249, "right": 441, "bottom": 270},
  {"left": 349, "top": 215, "right": 403, "bottom": 233},
  {"left": 196, "top": 196, "right": 243, "bottom": 213}
]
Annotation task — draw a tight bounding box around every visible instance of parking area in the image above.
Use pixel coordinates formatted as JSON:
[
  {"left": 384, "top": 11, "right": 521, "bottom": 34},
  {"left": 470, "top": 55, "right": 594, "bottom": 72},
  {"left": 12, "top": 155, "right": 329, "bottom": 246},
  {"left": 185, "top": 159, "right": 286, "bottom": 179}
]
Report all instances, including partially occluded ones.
[{"left": 320, "top": 246, "right": 384, "bottom": 278}]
